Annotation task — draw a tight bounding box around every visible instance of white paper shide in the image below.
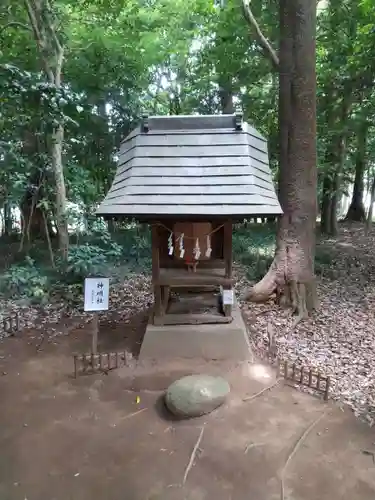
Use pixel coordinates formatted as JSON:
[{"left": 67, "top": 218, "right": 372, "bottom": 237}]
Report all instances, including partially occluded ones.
[{"left": 84, "top": 278, "right": 110, "bottom": 311}]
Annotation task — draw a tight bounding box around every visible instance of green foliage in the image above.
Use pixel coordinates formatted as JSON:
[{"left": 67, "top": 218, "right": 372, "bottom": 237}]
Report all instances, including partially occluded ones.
[
  {"left": 114, "top": 226, "right": 151, "bottom": 270},
  {"left": 57, "top": 231, "right": 123, "bottom": 284},
  {"left": 1, "top": 0, "right": 375, "bottom": 302},
  {"left": 233, "top": 223, "right": 275, "bottom": 281},
  {"left": 0, "top": 230, "right": 125, "bottom": 302},
  {"left": 0, "top": 257, "right": 49, "bottom": 303}
]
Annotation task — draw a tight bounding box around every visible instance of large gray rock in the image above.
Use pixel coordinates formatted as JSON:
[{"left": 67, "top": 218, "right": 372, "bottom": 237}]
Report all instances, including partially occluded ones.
[{"left": 165, "top": 374, "right": 230, "bottom": 418}]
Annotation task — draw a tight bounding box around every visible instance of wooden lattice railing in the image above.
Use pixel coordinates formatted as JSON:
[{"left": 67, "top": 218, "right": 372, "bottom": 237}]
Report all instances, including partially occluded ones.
[{"left": 277, "top": 359, "right": 331, "bottom": 401}]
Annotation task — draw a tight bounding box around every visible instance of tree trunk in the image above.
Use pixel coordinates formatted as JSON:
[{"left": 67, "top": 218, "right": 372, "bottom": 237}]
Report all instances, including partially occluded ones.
[
  {"left": 345, "top": 122, "right": 368, "bottom": 222},
  {"left": 216, "top": 10, "right": 235, "bottom": 115},
  {"left": 365, "top": 175, "right": 375, "bottom": 234},
  {"left": 20, "top": 190, "right": 45, "bottom": 241},
  {"left": 3, "top": 201, "right": 12, "bottom": 236},
  {"left": 320, "top": 89, "right": 350, "bottom": 235},
  {"left": 219, "top": 74, "right": 235, "bottom": 114},
  {"left": 329, "top": 132, "right": 347, "bottom": 236},
  {"left": 25, "top": 0, "right": 69, "bottom": 258},
  {"left": 51, "top": 124, "right": 69, "bottom": 258},
  {"left": 320, "top": 174, "right": 332, "bottom": 234},
  {"left": 245, "top": 0, "right": 317, "bottom": 315},
  {"left": 19, "top": 131, "right": 46, "bottom": 243},
  {"left": 319, "top": 84, "right": 335, "bottom": 234}
]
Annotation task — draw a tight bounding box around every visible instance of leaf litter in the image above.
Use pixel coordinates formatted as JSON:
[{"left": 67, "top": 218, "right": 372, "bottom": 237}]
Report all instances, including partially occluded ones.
[
  {"left": 0, "top": 273, "right": 152, "bottom": 343},
  {"left": 1, "top": 223, "right": 375, "bottom": 425},
  {"left": 239, "top": 223, "right": 375, "bottom": 426}
]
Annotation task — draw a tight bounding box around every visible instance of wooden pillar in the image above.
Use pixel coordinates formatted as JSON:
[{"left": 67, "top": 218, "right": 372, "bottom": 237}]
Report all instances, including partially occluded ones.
[
  {"left": 152, "top": 224, "right": 162, "bottom": 323},
  {"left": 223, "top": 221, "right": 233, "bottom": 278},
  {"left": 223, "top": 221, "right": 233, "bottom": 317}
]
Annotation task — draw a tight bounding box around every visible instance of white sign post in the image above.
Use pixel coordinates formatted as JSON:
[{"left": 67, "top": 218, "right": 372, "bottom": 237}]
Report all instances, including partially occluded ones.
[
  {"left": 84, "top": 278, "right": 110, "bottom": 354},
  {"left": 222, "top": 288, "right": 234, "bottom": 306}
]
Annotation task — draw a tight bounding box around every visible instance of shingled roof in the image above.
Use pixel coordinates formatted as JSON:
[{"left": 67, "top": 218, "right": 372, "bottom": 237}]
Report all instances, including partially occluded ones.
[{"left": 96, "top": 114, "right": 282, "bottom": 219}]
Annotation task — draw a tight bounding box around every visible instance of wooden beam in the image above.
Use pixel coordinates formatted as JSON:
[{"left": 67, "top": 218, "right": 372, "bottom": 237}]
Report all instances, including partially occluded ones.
[
  {"left": 159, "top": 258, "right": 225, "bottom": 269},
  {"left": 155, "top": 271, "right": 233, "bottom": 287},
  {"left": 153, "top": 313, "right": 232, "bottom": 326}
]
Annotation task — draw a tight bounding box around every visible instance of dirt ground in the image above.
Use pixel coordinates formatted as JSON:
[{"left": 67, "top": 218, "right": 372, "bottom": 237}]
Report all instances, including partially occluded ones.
[{"left": 1, "top": 317, "right": 375, "bottom": 500}]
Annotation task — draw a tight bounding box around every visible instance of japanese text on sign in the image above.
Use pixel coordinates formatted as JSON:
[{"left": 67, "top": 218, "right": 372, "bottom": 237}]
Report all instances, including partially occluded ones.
[
  {"left": 222, "top": 289, "right": 234, "bottom": 305},
  {"left": 84, "top": 278, "right": 110, "bottom": 311}
]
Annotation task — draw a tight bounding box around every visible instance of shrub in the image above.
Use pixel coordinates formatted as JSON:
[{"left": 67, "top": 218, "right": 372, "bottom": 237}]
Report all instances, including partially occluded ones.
[
  {"left": 0, "top": 256, "right": 49, "bottom": 303},
  {"left": 56, "top": 231, "right": 123, "bottom": 284}
]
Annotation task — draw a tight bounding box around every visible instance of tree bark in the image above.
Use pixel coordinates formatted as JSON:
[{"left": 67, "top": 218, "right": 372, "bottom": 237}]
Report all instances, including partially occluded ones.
[
  {"left": 20, "top": 187, "right": 45, "bottom": 241},
  {"left": 329, "top": 132, "right": 347, "bottom": 236},
  {"left": 216, "top": 3, "right": 235, "bottom": 116},
  {"left": 3, "top": 201, "right": 12, "bottom": 236},
  {"left": 322, "top": 130, "right": 347, "bottom": 237},
  {"left": 365, "top": 174, "right": 375, "bottom": 234},
  {"left": 24, "top": 0, "right": 69, "bottom": 258},
  {"left": 320, "top": 173, "right": 332, "bottom": 234},
  {"left": 245, "top": 0, "right": 317, "bottom": 315},
  {"left": 320, "top": 88, "right": 335, "bottom": 235},
  {"left": 19, "top": 130, "right": 46, "bottom": 243},
  {"left": 345, "top": 122, "right": 368, "bottom": 222},
  {"left": 320, "top": 88, "right": 351, "bottom": 235},
  {"left": 51, "top": 124, "right": 69, "bottom": 258},
  {"left": 219, "top": 74, "right": 235, "bottom": 114}
]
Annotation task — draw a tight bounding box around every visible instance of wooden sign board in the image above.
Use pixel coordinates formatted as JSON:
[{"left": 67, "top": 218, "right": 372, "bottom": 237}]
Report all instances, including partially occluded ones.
[{"left": 84, "top": 278, "right": 110, "bottom": 312}]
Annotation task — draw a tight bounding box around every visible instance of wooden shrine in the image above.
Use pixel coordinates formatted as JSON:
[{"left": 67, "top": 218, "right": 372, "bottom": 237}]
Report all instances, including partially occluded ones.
[
  {"left": 97, "top": 113, "right": 282, "bottom": 327},
  {"left": 150, "top": 219, "right": 234, "bottom": 325}
]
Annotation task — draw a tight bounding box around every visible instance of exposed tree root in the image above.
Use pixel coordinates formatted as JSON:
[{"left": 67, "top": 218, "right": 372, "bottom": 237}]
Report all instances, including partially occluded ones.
[
  {"left": 244, "top": 275, "right": 317, "bottom": 316},
  {"left": 242, "top": 253, "right": 318, "bottom": 316},
  {"left": 242, "top": 264, "right": 279, "bottom": 303}
]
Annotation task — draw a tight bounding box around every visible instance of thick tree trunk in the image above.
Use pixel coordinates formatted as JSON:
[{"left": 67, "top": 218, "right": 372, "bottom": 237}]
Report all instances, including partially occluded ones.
[
  {"left": 345, "top": 122, "right": 368, "bottom": 222},
  {"left": 245, "top": 0, "right": 317, "bottom": 315}
]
